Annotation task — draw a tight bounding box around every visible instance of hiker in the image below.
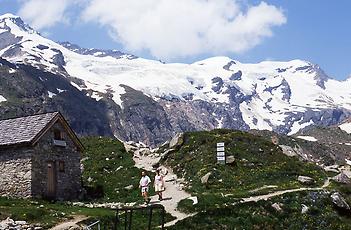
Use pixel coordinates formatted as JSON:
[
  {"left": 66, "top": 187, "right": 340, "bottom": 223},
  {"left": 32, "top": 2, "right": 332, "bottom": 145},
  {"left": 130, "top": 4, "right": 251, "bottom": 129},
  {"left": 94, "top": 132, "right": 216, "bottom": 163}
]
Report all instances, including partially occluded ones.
[
  {"left": 139, "top": 171, "right": 151, "bottom": 204},
  {"left": 154, "top": 169, "right": 165, "bottom": 201}
]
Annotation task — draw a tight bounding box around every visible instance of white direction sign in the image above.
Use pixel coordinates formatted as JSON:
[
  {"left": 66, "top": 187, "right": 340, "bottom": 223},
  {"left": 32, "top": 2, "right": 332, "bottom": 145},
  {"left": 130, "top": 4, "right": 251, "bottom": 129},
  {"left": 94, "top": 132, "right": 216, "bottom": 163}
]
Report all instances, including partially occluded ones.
[
  {"left": 216, "top": 142, "right": 226, "bottom": 164},
  {"left": 217, "top": 142, "right": 225, "bottom": 147},
  {"left": 217, "top": 147, "right": 225, "bottom": 152},
  {"left": 217, "top": 151, "right": 225, "bottom": 157},
  {"left": 217, "top": 156, "right": 225, "bottom": 161}
]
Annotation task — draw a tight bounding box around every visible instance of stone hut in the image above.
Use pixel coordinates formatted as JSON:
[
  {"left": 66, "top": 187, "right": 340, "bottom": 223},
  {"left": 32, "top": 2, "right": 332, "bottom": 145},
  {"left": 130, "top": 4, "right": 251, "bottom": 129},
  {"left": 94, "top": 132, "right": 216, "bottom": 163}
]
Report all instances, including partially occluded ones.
[{"left": 0, "top": 112, "right": 83, "bottom": 200}]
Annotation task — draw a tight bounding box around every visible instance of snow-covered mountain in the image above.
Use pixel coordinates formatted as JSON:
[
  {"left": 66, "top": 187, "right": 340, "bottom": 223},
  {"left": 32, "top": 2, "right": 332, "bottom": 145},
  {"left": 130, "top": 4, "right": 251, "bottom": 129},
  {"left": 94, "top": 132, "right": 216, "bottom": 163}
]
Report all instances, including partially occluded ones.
[{"left": 1, "top": 13, "right": 351, "bottom": 145}]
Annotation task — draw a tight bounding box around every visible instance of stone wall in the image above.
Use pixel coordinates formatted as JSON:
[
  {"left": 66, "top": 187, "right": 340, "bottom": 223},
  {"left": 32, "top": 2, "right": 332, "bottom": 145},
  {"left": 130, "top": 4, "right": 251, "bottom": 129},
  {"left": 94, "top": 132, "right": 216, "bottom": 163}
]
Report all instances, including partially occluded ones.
[
  {"left": 0, "top": 147, "right": 33, "bottom": 198},
  {"left": 31, "top": 121, "right": 82, "bottom": 200}
]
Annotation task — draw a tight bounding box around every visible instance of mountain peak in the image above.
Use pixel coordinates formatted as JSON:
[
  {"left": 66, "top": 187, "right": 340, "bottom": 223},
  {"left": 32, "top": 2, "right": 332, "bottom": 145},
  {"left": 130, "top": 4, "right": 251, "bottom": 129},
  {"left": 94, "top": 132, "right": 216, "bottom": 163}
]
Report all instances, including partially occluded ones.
[
  {"left": 0, "top": 13, "right": 37, "bottom": 35},
  {"left": 0, "top": 13, "right": 20, "bottom": 20}
]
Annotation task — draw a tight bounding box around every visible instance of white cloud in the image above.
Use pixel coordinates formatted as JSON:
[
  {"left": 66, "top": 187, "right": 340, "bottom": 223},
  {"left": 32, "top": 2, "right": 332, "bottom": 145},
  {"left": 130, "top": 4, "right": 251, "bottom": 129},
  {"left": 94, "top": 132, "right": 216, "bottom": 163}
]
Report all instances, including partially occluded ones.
[
  {"left": 81, "top": 0, "right": 286, "bottom": 60},
  {"left": 17, "top": 0, "right": 79, "bottom": 29},
  {"left": 16, "top": 0, "right": 286, "bottom": 60}
]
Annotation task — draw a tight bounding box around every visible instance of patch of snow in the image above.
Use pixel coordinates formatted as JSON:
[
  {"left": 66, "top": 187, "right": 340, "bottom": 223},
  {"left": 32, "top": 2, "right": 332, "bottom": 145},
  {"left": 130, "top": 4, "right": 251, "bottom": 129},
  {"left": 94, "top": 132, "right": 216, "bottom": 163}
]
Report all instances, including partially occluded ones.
[
  {"left": 0, "top": 95, "right": 7, "bottom": 102},
  {"left": 70, "top": 82, "right": 84, "bottom": 91},
  {"left": 57, "top": 88, "right": 67, "bottom": 93},
  {"left": 8, "top": 68, "right": 16, "bottom": 73},
  {"left": 93, "top": 51, "right": 103, "bottom": 56},
  {"left": 288, "top": 119, "right": 314, "bottom": 135},
  {"left": 216, "top": 117, "right": 224, "bottom": 128},
  {"left": 48, "top": 91, "right": 56, "bottom": 98},
  {"left": 296, "top": 136, "right": 318, "bottom": 142},
  {"left": 339, "top": 122, "right": 351, "bottom": 134},
  {"left": 91, "top": 91, "right": 103, "bottom": 101}
]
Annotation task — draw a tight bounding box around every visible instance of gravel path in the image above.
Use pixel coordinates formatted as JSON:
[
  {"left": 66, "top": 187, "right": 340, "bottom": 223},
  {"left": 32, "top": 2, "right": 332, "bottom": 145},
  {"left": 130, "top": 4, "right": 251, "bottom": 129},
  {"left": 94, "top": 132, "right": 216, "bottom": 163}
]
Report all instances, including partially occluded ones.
[
  {"left": 240, "top": 178, "right": 330, "bottom": 203},
  {"left": 133, "top": 153, "right": 196, "bottom": 226},
  {"left": 49, "top": 215, "right": 88, "bottom": 230}
]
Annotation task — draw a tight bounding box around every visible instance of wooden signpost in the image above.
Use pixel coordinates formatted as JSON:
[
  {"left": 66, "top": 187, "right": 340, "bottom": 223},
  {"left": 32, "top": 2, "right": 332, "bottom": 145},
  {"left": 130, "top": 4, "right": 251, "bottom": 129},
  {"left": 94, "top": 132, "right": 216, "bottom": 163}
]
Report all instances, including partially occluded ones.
[{"left": 217, "top": 142, "right": 225, "bottom": 164}]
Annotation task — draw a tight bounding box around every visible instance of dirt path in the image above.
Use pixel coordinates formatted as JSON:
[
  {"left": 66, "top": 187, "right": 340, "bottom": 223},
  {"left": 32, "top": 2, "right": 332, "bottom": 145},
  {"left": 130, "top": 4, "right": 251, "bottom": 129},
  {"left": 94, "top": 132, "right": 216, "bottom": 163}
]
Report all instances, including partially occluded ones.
[
  {"left": 133, "top": 153, "right": 196, "bottom": 227},
  {"left": 49, "top": 215, "right": 88, "bottom": 230},
  {"left": 240, "top": 178, "right": 330, "bottom": 203}
]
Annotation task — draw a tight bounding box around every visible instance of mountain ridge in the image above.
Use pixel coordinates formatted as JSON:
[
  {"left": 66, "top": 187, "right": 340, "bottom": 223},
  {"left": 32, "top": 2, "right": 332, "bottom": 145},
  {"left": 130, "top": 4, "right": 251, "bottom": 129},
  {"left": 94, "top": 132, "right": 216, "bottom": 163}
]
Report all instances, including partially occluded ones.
[{"left": 0, "top": 13, "right": 351, "bottom": 146}]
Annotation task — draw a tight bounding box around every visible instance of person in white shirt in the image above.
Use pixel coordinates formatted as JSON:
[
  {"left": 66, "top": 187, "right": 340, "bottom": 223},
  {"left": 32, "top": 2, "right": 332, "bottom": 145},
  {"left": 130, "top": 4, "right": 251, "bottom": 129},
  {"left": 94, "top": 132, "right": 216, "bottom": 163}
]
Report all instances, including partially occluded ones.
[
  {"left": 139, "top": 171, "right": 151, "bottom": 204},
  {"left": 154, "top": 169, "right": 165, "bottom": 201}
]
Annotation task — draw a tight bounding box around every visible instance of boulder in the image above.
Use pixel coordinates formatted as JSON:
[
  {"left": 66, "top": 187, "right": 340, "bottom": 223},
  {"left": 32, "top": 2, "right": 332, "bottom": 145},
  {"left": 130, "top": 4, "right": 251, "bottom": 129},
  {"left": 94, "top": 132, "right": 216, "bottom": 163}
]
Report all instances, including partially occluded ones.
[
  {"left": 169, "top": 133, "right": 184, "bottom": 149},
  {"left": 14, "top": 221, "right": 27, "bottom": 225},
  {"left": 272, "top": 203, "right": 283, "bottom": 212},
  {"left": 201, "top": 172, "right": 212, "bottom": 184},
  {"left": 324, "top": 165, "right": 340, "bottom": 173},
  {"left": 332, "top": 172, "right": 351, "bottom": 184},
  {"left": 331, "top": 192, "right": 350, "bottom": 210},
  {"left": 124, "top": 185, "right": 134, "bottom": 190},
  {"left": 279, "top": 145, "right": 299, "bottom": 157},
  {"left": 298, "top": 176, "right": 315, "bottom": 185},
  {"left": 226, "top": 155, "right": 235, "bottom": 164},
  {"left": 301, "top": 204, "right": 309, "bottom": 214}
]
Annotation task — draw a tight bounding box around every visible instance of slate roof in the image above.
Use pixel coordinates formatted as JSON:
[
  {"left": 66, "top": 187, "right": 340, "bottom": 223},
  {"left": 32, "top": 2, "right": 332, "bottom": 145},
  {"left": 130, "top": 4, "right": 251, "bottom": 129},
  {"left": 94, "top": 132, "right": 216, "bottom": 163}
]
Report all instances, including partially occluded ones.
[{"left": 0, "top": 112, "right": 59, "bottom": 146}]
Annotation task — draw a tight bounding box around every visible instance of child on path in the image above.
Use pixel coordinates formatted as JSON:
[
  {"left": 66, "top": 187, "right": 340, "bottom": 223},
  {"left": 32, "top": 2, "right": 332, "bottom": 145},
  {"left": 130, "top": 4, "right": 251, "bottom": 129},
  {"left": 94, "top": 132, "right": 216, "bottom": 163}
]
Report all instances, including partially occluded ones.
[{"left": 139, "top": 171, "right": 151, "bottom": 204}]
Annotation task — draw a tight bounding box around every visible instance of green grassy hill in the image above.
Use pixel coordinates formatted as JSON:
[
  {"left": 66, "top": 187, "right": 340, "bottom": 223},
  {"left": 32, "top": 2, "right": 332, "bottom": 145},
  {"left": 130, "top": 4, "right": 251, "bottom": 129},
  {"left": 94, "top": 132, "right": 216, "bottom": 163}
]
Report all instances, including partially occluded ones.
[
  {"left": 159, "top": 129, "right": 351, "bottom": 229},
  {"left": 81, "top": 136, "right": 145, "bottom": 202},
  {"left": 163, "top": 129, "right": 326, "bottom": 198}
]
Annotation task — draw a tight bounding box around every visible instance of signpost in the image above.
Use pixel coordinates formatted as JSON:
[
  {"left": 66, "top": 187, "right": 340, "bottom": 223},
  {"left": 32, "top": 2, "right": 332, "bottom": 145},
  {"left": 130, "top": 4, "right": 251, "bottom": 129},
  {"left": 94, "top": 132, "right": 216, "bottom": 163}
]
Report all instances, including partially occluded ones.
[{"left": 216, "top": 142, "right": 225, "bottom": 164}]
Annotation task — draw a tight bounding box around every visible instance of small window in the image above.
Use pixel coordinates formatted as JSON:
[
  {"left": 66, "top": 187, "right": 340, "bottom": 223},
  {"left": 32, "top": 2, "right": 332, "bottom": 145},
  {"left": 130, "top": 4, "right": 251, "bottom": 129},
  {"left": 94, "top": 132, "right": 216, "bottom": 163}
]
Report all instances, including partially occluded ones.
[
  {"left": 54, "top": 129, "right": 64, "bottom": 140},
  {"left": 58, "top": 161, "right": 65, "bottom": 172}
]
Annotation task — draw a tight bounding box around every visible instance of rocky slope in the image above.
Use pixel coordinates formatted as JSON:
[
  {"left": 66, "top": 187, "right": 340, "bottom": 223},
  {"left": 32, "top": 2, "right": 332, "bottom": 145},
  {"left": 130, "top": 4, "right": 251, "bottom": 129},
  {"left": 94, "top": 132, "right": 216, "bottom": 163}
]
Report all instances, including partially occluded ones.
[{"left": 1, "top": 13, "right": 351, "bottom": 146}]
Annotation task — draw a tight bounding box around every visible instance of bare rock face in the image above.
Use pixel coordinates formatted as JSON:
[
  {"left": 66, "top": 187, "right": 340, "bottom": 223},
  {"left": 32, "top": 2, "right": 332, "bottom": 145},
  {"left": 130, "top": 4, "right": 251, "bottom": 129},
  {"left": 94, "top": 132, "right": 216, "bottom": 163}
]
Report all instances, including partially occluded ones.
[
  {"left": 298, "top": 176, "right": 315, "bottom": 185},
  {"left": 331, "top": 192, "right": 350, "bottom": 210},
  {"left": 332, "top": 172, "right": 351, "bottom": 184},
  {"left": 301, "top": 204, "right": 309, "bottom": 214},
  {"left": 169, "top": 133, "right": 184, "bottom": 149},
  {"left": 279, "top": 145, "right": 299, "bottom": 157}
]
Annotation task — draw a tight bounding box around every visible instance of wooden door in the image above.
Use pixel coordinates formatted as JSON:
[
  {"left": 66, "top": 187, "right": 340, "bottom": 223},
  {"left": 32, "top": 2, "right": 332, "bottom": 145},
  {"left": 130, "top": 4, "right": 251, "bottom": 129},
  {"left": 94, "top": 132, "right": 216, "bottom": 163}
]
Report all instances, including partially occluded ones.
[{"left": 47, "top": 161, "right": 57, "bottom": 199}]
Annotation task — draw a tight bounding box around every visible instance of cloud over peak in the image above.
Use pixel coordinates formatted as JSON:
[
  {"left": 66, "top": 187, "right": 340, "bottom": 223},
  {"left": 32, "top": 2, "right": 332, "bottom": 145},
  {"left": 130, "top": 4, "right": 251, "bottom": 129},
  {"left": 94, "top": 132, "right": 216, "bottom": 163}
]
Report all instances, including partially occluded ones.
[{"left": 17, "top": 0, "right": 286, "bottom": 60}]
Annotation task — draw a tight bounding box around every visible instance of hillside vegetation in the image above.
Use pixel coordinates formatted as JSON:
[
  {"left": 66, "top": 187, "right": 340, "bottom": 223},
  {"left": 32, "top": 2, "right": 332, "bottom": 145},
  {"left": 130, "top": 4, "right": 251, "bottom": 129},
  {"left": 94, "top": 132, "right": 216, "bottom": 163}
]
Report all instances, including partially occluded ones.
[
  {"left": 163, "top": 129, "right": 326, "bottom": 198},
  {"left": 159, "top": 129, "right": 351, "bottom": 229}
]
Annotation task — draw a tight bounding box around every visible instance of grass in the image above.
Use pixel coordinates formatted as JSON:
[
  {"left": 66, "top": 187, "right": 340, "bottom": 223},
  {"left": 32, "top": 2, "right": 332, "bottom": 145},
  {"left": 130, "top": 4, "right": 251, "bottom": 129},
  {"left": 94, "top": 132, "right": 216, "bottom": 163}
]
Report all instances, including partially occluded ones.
[
  {"left": 0, "top": 197, "right": 174, "bottom": 229},
  {"left": 0, "top": 197, "right": 115, "bottom": 228},
  {"left": 161, "top": 129, "right": 327, "bottom": 214},
  {"left": 81, "top": 136, "right": 155, "bottom": 203},
  {"left": 170, "top": 190, "right": 351, "bottom": 230}
]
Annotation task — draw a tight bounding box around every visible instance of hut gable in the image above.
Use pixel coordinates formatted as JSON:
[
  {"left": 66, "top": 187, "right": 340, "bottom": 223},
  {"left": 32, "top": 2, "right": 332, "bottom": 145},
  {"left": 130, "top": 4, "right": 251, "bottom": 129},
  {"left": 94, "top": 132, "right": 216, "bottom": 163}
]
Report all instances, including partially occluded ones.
[{"left": 0, "top": 112, "right": 83, "bottom": 151}]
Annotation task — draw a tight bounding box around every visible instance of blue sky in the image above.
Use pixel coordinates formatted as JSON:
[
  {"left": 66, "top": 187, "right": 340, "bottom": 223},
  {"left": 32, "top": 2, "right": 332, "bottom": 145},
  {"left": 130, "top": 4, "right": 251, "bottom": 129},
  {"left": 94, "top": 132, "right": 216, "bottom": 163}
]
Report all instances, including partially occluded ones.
[{"left": 0, "top": 0, "right": 350, "bottom": 80}]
